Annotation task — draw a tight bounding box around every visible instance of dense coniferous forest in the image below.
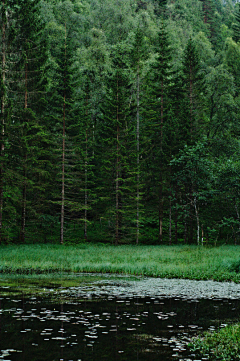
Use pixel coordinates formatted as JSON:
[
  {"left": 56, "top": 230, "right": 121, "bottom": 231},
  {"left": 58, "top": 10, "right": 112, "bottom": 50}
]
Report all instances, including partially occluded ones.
[{"left": 1, "top": 0, "right": 240, "bottom": 245}]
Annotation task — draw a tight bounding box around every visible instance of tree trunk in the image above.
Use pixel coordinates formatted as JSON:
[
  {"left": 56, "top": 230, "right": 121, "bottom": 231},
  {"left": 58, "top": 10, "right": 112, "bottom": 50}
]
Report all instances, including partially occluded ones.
[
  {"left": 169, "top": 195, "right": 172, "bottom": 245},
  {"left": 136, "top": 66, "right": 140, "bottom": 245},
  {"left": 202, "top": 1, "right": 208, "bottom": 23},
  {"left": 0, "top": 0, "right": 6, "bottom": 234},
  {"left": 234, "top": 199, "right": 240, "bottom": 245},
  {"left": 184, "top": 210, "right": 187, "bottom": 244},
  {"left": 189, "top": 186, "right": 193, "bottom": 243},
  {"left": 20, "top": 58, "right": 28, "bottom": 243},
  {"left": 116, "top": 123, "right": 119, "bottom": 246},
  {"left": 158, "top": 79, "right": 164, "bottom": 242},
  {"left": 194, "top": 195, "right": 200, "bottom": 245},
  {"left": 60, "top": 107, "right": 65, "bottom": 245},
  {"left": 174, "top": 184, "right": 178, "bottom": 243},
  {"left": 20, "top": 155, "right": 27, "bottom": 243},
  {"left": 84, "top": 129, "right": 88, "bottom": 241},
  {"left": 159, "top": 172, "right": 163, "bottom": 242},
  {"left": 189, "top": 61, "right": 193, "bottom": 139},
  {"left": 201, "top": 224, "right": 204, "bottom": 246},
  {"left": 60, "top": 23, "right": 67, "bottom": 245},
  {"left": 115, "top": 76, "right": 119, "bottom": 246}
]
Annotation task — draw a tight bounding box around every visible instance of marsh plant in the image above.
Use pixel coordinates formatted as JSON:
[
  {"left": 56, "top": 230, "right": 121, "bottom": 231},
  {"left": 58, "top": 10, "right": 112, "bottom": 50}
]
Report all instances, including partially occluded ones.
[
  {"left": 1, "top": 244, "right": 240, "bottom": 282},
  {"left": 190, "top": 323, "right": 240, "bottom": 361}
]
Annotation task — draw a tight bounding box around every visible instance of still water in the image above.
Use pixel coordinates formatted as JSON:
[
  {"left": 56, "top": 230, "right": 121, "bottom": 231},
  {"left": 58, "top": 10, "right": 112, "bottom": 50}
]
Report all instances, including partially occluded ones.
[{"left": 0, "top": 275, "right": 240, "bottom": 361}]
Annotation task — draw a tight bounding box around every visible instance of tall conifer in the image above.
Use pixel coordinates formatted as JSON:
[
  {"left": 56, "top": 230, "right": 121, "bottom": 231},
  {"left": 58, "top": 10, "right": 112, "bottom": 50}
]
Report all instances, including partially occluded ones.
[
  {"left": 8, "top": 0, "right": 49, "bottom": 242},
  {"left": 96, "top": 47, "right": 135, "bottom": 244},
  {"left": 233, "top": 3, "right": 240, "bottom": 43},
  {"left": 143, "top": 21, "right": 172, "bottom": 242}
]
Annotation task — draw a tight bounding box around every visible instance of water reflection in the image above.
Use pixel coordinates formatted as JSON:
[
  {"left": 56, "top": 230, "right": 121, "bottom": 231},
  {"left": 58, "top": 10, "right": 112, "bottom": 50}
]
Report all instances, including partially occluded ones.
[{"left": 0, "top": 287, "right": 240, "bottom": 361}]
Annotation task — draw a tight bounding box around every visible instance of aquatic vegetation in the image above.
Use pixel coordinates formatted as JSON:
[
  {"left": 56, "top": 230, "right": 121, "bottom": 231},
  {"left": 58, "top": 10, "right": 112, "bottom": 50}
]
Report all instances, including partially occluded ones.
[
  {"left": 1, "top": 276, "right": 240, "bottom": 361},
  {"left": 190, "top": 323, "right": 240, "bottom": 360},
  {"left": 0, "top": 244, "right": 240, "bottom": 282}
]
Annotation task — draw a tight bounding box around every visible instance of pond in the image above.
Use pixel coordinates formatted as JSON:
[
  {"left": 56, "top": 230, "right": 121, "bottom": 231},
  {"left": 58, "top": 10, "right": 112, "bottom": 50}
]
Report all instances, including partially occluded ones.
[{"left": 0, "top": 274, "right": 240, "bottom": 361}]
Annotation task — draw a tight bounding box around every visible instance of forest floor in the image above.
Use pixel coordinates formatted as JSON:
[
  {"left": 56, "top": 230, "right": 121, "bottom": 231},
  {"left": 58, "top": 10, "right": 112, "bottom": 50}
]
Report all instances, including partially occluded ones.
[{"left": 0, "top": 243, "right": 240, "bottom": 282}]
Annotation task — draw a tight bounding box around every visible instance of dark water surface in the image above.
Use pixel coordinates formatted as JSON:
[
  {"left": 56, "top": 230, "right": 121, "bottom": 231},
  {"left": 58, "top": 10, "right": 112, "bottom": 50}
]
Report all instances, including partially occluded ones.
[{"left": 0, "top": 276, "right": 240, "bottom": 361}]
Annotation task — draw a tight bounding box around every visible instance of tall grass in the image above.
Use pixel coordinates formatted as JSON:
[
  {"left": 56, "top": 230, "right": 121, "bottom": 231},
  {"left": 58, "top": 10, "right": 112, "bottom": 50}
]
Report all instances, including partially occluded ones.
[{"left": 1, "top": 244, "right": 240, "bottom": 281}]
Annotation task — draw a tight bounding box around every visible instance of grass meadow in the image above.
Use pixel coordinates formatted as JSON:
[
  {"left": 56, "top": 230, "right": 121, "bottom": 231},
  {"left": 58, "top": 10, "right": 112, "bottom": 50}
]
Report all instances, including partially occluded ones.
[{"left": 0, "top": 244, "right": 240, "bottom": 281}]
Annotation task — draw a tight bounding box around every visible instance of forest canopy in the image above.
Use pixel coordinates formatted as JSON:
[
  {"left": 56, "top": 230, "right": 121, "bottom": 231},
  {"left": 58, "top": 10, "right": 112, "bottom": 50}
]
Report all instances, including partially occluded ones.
[{"left": 0, "top": 0, "right": 240, "bottom": 246}]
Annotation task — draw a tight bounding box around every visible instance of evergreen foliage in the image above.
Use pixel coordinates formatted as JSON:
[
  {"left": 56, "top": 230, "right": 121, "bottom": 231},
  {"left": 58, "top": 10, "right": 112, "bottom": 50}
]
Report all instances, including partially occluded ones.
[
  {"left": 96, "top": 46, "right": 135, "bottom": 244},
  {"left": 0, "top": 0, "right": 240, "bottom": 245},
  {"left": 233, "top": 3, "right": 240, "bottom": 43}
]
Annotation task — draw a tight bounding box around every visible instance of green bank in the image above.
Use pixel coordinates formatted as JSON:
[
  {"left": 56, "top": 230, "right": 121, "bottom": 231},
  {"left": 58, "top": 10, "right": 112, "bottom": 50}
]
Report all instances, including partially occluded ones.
[
  {"left": 190, "top": 324, "right": 240, "bottom": 361},
  {"left": 1, "top": 244, "right": 240, "bottom": 282}
]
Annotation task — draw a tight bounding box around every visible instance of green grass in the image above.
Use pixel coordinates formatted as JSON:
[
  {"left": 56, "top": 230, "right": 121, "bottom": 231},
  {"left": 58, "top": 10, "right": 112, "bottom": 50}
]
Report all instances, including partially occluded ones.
[
  {"left": 0, "top": 244, "right": 240, "bottom": 281},
  {"left": 190, "top": 324, "right": 240, "bottom": 360}
]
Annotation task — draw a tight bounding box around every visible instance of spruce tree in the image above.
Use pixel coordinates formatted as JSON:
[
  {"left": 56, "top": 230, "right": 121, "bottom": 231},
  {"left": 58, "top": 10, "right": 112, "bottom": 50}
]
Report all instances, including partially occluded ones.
[
  {"left": 0, "top": 0, "right": 7, "bottom": 237},
  {"left": 181, "top": 37, "right": 204, "bottom": 142},
  {"left": 199, "top": 0, "right": 220, "bottom": 47},
  {"left": 178, "top": 38, "right": 205, "bottom": 243},
  {"left": 8, "top": 0, "right": 49, "bottom": 242},
  {"left": 143, "top": 21, "right": 172, "bottom": 242},
  {"left": 130, "top": 25, "right": 146, "bottom": 244},
  {"left": 233, "top": 3, "right": 240, "bottom": 43},
  {"left": 48, "top": 26, "right": 76, "bottom": 244},
  {"left": 0, "top": 0, "right": 20, "bottom": 240},
  {"left": 96, "top": 46, "right": 135, "bottom": 245},
  {"left": 70, "top": 73, "right": 95, "bottom": 242}
]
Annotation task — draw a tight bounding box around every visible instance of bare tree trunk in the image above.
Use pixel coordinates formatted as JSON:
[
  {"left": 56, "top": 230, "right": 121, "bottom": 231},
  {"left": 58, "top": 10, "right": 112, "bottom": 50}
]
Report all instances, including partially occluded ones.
[
  {"left": 20, "top": 156, "right": 27, "bottom": 243},
  {"left": 169, "top": 159, "right": 172, "bottom": 245},
  {"left": 116, "top": 123, "right": 119, "bottom": 246},
  {"left": 189, "top": 63, "right": 193, "bottom": 139},
  {"left": 0, "top": 0, "right": 6, "bottom": 234},
  {"left": 184, "top": 211, "right": 187, "bottom": 244},
  {"left": 60, "top": 24, "right": 67, "bottom": 245},
  {"left": 194, "top": 195, "right": 200, "bottom": 245},
  {"left": 115, "top": 77, "right": 119, "bottom": 246},
  {"left": 174, "top": 185, "right": 178, "bottom": 243},
  {"left": 61, "top": 106, "right": 65, "bottom": 245},
  {"left": 159, "top": 173, "right": 163, "bottom": 242},
  {"left": 84, "top": 129, "right": 88, "bottom": 242},
  {"left": 158, "top": 80, "right": 164, "bottom": 242},
  {"left": 234, "top": 200, "right": 240, "bottom": 245},
  {"left": 20, "top": 59, "right": 28, "bottom": 243},
  {"left": 182, "top": 192, "right": 188, "bottom": 244},
  {"left": 169, "top": 195, "right": 172, "bottom": 245},
  {"left": 189, "top": 186, "right": 193, "bottom": 243},
  {"left": 136, "top": 66, "right": 140, "bottom": 245}
]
